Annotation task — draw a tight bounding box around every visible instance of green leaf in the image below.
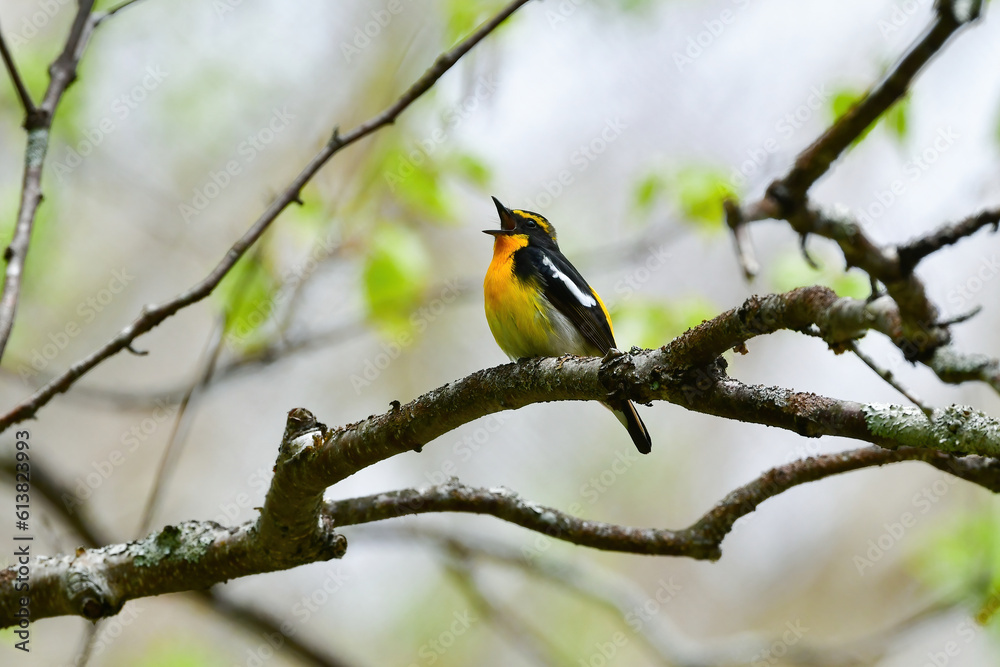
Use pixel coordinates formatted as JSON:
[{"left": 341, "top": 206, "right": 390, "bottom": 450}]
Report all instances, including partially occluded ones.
[
  {"left": 363, "top": 224, "right": 431, "bottom": 335},
  {"left": 450, "top": 152, "right": 492, "bottom": 188},
  {"left": 910, "top": 507, "right": 1000, "bottom": 629},
  {"left": 884, "top": 97, "right": 910, "bottom": 143},
  {"left": 632, "top": 172, "right": 664, "bottom": 214},
  {"left": 670, "top": 166, "right": 735, "bottom": 231},
  {"left": 133, "top": 639, "right": 227, "bottom": 667},
  {"left": 444, "top": 0, "right": 500, "bottom": 44},
  {"left": 285, "top": 186, "right": 330, "bottom": 236},
  {"left": 385, "top": 149, "right": 452, "bottom": 222},
  {"left": 830, "top": 86, "right": 910, "bottom": 146},
  {"left": 612, "top": 297, "right": 717, "bottom": 349},
  {"left": 215, "top": 251, "right": 280, "bottom": 350}
]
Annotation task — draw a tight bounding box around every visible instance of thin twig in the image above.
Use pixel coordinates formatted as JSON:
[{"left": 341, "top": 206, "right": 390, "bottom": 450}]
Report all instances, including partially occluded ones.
[
  {"left": 0, "top": 0, "right": 533, "bottom": 434},
  {"left": 847, "top": 341, "right": 933, "bottom": 416},
  {"left": 444, "top": 556, "right": 566, "bottom": 667},
  {"left": 96, "top": 0, "right": 153, "bottom": 23},
  {"left": 897, "top": 207, "right": 1000, "bottom": 274},
  {"left": 0, "top": 20, "right": 36, "bottom": 115},
  {"left": 137, "top": 320, "right": 225, "bottom": 537}
]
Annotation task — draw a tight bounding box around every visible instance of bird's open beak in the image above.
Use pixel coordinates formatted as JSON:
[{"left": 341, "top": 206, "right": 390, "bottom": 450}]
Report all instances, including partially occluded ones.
[{"left": 483, "top": 196, "right": 517, "bottom": 236}]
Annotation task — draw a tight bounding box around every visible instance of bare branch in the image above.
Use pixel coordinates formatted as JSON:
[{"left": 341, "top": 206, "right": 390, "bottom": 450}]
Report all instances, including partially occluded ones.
[
  {"left": 775, "top": 0, "right": 979, "bottom": 200},
  {"left": 0, "top": 20, "right": 36, "bottom": 115},
  {"left": 724, "top": 2, "right": 989, "bottom": 363},
  {"left": 897, "top": 206, "right": 1000, "bottom": 274},
  {"left": 0, "top": 0, "right": 532, "bottom": 434},
  {"left": 325, "top": 447, "right": 998, "bottom": 563}
]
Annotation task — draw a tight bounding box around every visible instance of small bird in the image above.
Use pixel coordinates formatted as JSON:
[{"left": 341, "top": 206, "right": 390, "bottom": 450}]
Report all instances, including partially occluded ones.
[{"left": 483, "top": 196, "right": 651, "bottom": 454}]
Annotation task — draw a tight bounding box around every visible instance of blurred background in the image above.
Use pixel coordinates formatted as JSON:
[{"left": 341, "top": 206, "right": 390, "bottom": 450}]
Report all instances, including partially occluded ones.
[{"left": 1, "top": 0, "right": 999, "bottom": 665}]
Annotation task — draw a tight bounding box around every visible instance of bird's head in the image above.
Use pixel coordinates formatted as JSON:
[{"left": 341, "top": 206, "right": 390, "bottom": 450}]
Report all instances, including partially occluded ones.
[{"left": 484, "top": 196, "right": 558, "bottom": 249}]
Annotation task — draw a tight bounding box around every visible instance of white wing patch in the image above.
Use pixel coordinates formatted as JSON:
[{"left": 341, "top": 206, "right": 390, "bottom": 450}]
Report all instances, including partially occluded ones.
[{"left": 541, "top": 255, "right": 597, "bottom": 307}]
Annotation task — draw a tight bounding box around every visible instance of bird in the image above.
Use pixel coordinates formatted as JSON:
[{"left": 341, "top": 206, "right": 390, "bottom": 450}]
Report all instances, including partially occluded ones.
[{"left": 482, "top": 196, "right": 651, "bottom": 454}]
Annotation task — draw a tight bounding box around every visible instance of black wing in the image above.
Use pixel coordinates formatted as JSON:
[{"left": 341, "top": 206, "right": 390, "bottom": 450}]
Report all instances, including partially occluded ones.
[{"left": 515, "top": 246, "right": 616, "bottom": 353}]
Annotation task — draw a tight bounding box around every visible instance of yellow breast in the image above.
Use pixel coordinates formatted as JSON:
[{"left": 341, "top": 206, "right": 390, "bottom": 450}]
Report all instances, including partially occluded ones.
[{"left": 484, "top": 235, "right": 559, "bottom": 359}]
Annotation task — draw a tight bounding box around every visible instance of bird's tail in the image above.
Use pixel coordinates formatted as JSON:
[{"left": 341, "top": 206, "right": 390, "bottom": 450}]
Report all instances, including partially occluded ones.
[{"left": 606, "top": 400, "right": 651, "bottom": 454}]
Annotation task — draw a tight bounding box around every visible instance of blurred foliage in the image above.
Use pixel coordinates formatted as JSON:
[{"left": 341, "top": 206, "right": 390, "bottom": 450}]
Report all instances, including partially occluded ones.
[
  {"left": 631, "top": 164, "right": 735, "bottom": 232},
  {"left": 215, "top": 248, "right": 280, "bottom": 352},
  {"left": 132, "top": 638, "right": 227, "bottom": 667},
  {"left": 363, "top": 223, "right": 432, "bottom": 336},
  {"left": 829, "top": 87, "right": 910, "bottom": 147},
  {"left": 768, "top": 248, "right": 869, "bottom": 299},
  {"left": 612, "top": 296, "right": 717, "bottom": 348},
  {"left": 911, "top": 506, "right": 1000, "bottom": 628}
]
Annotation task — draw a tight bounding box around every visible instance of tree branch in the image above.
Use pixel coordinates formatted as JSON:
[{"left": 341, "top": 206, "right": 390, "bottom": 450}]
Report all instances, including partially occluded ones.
[
  {"left": 724, "top": 1, "right": 989, "bottom": 362},
  {"left": 0, "top": 0, "right": 532, "bottom": 435},
  {"left": 897, "top": 206, "right": 1000, "bottom": 273},
  {"left": 0, "top": 20, "right": 35, "bottom": 116},
  {"left": 0, "top": 458, "right": 355, "bottom": 667},
  {"left": 6, "top": 283, "right": 1000, "bottom": 625},
  {"left": 774, "top": 0, "right": 979, "bottom": 201}
]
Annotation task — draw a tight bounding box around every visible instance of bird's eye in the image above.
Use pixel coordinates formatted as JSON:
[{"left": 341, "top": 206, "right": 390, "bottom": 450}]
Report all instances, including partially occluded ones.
[{"left": 524, "top": 220, "right": 537, "bottom": 229}]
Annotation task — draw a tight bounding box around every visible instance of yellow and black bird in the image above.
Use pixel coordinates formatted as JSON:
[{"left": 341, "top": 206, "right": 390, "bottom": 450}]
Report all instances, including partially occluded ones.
[{"left": 483, "top": 196, "right": 651, "bottom": 454}]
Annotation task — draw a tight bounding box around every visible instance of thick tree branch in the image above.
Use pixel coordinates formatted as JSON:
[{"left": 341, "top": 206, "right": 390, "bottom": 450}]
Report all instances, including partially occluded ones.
[
  {"left": 0, "top": 458, "right": 354, "bottom": 667},
  {"left": 0, "top": 0, "right": 532, "bottom": 435},
  {"left": 0, "top": 409, "right": 346, "bottom": 627},
  {"left": 4, "top": 286, "right": 1000, "bottom": 626}
]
